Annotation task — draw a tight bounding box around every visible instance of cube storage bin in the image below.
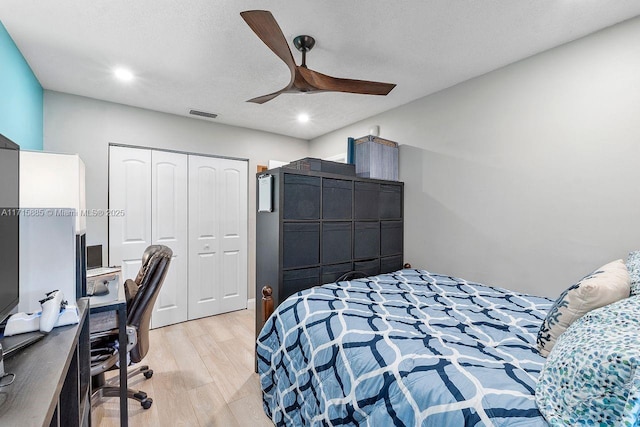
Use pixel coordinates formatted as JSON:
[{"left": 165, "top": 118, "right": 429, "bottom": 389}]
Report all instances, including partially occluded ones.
[{"left": 354, "top": 136, "right": 398, "bottom": 181}]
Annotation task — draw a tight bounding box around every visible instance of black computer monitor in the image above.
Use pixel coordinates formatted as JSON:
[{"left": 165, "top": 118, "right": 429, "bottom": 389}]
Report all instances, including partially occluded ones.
[{"left": 86, "top": 244, "right": 103, "bottom": 269}]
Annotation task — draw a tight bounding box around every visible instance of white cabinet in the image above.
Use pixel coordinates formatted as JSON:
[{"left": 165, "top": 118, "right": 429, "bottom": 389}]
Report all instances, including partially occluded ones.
[
  {"left": 20, "top": 151, "right": 86, "bottom": 234},
  {"left": 19, "top": 151, "right": 86, "bottom": 311},
  {"left": 109, "top": 146, "right": 247, "bottom": 328}
]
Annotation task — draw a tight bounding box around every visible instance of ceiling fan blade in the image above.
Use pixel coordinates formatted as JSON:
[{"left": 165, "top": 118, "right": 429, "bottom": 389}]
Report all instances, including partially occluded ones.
[
  {"left": 240, "top": 10, "right": 296, "bottom": 75},
  {"left": 298, "top": 67, "right": 396, "bottom": 95},
  {"left": 247, "top": 87, "right": 289, "bottom": 104}
]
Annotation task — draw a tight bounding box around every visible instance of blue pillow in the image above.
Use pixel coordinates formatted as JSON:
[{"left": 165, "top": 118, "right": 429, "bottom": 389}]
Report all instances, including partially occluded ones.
[
  {"left": 535, "top": 296, "right": 640, "bottom": 426},
  {"left": 627, "top": 251, "right": 640, "bottom": 296}
]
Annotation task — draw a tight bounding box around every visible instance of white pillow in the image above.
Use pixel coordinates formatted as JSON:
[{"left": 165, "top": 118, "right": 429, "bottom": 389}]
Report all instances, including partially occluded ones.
[{"left": 536, "top": 259, "right": 630, "bottom": 357}]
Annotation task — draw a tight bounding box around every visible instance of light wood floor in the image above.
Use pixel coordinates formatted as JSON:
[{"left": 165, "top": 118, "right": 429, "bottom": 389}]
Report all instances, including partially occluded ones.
[{"left": 92, "top": 307, "right": 273, "bottom": 427}]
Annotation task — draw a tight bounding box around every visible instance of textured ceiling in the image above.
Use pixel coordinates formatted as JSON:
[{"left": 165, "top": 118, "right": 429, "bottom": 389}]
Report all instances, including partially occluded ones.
[{"left": 1, "top": 1, "right": 640, "bottom": 140}]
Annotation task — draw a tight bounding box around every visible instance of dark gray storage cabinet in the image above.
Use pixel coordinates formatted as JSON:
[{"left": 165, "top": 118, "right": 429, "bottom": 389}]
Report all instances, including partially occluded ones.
[{"left": 256, "top": 167, "right": 404, "bottom": 337}]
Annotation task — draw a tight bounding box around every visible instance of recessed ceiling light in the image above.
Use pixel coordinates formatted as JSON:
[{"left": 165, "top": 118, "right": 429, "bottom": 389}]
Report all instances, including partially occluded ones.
[
  {"left": 297, "top": 113, "right": 310, "bottom": 123},
  {"left": 114, "top": 67, "right": 134, "bottom": 82}
]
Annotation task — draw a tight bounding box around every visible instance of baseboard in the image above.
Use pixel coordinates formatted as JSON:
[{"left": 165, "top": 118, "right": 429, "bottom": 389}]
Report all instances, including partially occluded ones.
[{"left": 247, "top": 298, "right": 256, "bottom": 310}]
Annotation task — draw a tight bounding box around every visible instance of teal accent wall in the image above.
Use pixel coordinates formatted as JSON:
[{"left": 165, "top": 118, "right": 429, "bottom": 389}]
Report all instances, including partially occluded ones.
[{"left": 0, "top": 21, "right": 43, "bottom": 150}]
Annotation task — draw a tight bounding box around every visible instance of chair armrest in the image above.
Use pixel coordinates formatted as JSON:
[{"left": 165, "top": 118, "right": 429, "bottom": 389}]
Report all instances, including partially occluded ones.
[{"left": 125, "top": 325, "right": 137, "bottom": 352}]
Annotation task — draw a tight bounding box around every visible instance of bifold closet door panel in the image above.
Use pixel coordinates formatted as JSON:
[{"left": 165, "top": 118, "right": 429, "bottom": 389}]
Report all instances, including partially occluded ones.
[
  {"left": 215, "top": 157, "right": 248, "bottom": 315},
  {"left": 151, "top": 150, "right": 188, "bottom": 328},
  {"left": 188, "top": 155, "right": 247, "bottom": 319},
  {"left": 108, "top": 146, "right": 152, "bottom": 287}
]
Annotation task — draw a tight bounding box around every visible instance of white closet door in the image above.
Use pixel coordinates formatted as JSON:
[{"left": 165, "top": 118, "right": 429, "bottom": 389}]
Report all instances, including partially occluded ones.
[
  {"left": 109, "top": 146, "right": 152, "bottom": 285},
  {"left": 188, "top": 155, "right": 247, "bottom": 319},
  {"left": 151, "top": 150, "right": 188, "bottom": 328}
]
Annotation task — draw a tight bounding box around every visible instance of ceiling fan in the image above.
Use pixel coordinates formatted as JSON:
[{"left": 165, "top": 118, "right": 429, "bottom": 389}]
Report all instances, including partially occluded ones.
[{"left": 240, "top": 10, "right": 397, "bottom": 104}]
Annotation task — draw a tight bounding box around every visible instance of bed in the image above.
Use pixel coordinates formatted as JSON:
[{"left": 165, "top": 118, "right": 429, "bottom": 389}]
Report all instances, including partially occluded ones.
[{"left": 256, "top": 268, "right": 554, "bottom": 426}]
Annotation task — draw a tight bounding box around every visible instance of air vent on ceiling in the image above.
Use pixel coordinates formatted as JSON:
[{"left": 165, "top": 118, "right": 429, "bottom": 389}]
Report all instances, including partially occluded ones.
[{"left": 189, "top": 109, "right": 218, "bottom": 119}]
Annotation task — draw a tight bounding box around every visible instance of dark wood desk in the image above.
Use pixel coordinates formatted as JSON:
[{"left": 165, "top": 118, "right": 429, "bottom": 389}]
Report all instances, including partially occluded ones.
[
  {"left": 1, "top": 298, "right": 90, "bottom": 426},
  {"left": 90, "top": 292, "right": 128, "bottom": 427}
]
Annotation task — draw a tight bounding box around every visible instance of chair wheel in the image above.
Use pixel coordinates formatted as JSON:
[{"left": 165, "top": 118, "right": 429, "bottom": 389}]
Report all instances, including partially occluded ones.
[
  {"left": 144, "top": 370, "right": 153, "bottom": 379},
  {"left": 141, "top": 398, "right": 153, "bottom": 409}
]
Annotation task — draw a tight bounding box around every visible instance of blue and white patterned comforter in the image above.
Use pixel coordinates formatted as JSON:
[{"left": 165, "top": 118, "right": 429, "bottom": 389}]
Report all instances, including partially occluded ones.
[{"left": 257, "top": 269, "right": 554, "bottom": 426}]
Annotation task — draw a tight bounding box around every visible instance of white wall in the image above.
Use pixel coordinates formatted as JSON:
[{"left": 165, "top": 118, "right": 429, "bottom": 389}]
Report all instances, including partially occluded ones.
[
  {"left": 310, "top": 17, "right": 640, "bottom": 297},
  {"left": 44, "top": 91, "right": 309, "bottom": 299}
]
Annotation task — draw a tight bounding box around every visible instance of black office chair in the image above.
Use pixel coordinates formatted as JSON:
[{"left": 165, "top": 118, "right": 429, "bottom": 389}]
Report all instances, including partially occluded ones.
[{"left": 90, "top": 244, "right": 172, "bottom": 409}]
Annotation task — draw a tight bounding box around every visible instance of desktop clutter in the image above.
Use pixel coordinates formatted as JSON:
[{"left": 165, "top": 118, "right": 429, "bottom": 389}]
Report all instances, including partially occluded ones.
[{"left": 3, "top": 290, "right": 79, "bottom": 336}]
